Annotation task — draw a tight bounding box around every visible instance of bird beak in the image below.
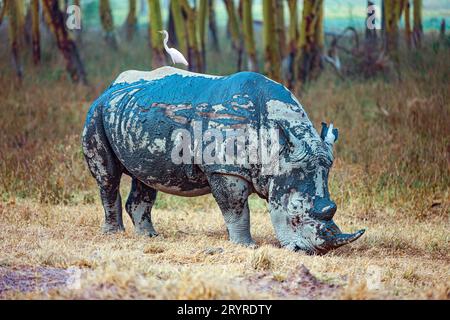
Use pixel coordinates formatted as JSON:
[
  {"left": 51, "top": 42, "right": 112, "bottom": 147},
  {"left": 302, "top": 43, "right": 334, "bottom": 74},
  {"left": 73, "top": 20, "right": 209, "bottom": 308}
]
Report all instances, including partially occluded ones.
[{"left": 158, "top": 31, "right": 163, "bottom": 34}]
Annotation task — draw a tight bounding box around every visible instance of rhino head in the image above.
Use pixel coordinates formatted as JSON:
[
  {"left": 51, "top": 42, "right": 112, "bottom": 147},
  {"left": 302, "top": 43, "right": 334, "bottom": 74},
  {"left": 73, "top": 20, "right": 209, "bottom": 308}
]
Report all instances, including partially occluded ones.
[{"left": 267, "top": 122, "right": 365, "bottom": 254}]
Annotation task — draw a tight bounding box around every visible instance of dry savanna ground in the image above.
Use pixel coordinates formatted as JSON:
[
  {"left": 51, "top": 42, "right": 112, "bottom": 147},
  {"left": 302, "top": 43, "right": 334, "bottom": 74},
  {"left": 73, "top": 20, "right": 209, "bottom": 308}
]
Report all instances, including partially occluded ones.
[{"left": 0, "top": 30, "right": 449, "bottom": 299}]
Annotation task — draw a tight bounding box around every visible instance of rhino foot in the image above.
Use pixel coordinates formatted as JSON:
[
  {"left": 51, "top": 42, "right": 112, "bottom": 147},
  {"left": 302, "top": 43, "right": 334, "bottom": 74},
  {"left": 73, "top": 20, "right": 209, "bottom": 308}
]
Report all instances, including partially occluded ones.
[
  {"left": 102, "top": 224, "right": 125, "bottom": 234},
  {"left": 136, "top": 228, "right": 159, "bottom": 237},
  {"left": 234, "top": 239, "right": 258, "bottom": 249}
]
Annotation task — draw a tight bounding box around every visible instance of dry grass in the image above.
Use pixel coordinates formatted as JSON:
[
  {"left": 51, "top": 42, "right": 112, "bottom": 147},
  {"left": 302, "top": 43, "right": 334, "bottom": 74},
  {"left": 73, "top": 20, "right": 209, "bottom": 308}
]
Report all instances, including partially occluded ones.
[{"left": 0, "top": 29, "right": 449, "bottom": 299}]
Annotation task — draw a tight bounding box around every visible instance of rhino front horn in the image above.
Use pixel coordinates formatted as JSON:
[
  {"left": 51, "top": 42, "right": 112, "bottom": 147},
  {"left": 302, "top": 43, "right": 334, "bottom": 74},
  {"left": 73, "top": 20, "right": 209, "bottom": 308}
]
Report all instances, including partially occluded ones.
[{"left": 331, "top": 229, "right": 365, "bottom": 248}]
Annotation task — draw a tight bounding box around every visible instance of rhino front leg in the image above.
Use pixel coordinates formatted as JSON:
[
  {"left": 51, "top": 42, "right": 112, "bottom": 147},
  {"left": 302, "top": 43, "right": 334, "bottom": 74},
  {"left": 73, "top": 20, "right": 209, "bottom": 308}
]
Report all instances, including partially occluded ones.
[
  {"left": 208, "top": 174, "right": 255, "bottom": 247},
  {"left": 125, "top": 178, "right": 158, "bottom": 236}
]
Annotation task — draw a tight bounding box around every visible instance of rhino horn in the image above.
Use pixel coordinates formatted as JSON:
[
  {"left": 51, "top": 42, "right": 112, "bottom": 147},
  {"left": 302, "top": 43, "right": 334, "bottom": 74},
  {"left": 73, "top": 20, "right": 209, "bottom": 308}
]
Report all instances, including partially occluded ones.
[{"left": 330, "top": 229, "right": 365, "bottom": 248}]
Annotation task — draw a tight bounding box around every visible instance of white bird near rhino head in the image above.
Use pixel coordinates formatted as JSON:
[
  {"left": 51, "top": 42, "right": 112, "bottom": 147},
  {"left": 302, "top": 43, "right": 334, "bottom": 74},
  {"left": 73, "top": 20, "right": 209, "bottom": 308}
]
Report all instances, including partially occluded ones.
[{"left": 158, "top": 30, "right": 189, "bottom": 66}]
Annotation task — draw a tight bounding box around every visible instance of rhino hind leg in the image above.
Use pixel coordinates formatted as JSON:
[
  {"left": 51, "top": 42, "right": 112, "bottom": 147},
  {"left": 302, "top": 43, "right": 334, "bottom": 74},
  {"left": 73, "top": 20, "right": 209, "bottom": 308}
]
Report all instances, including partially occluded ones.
[
  {"left": 208, "top": 174, "right": 255, "bottom": 247},
  {"left": 125, "top": 178, "right": 158, "bottom": 237},
  {"left": 82, "top": 106, "right": 125, "bottom": 233}
]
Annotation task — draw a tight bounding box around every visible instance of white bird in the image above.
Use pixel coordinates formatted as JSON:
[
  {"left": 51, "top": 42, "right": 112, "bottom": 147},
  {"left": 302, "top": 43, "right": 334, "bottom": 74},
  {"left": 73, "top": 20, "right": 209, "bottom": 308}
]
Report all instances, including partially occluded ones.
[{"left": 158, "top": 30, "right": 189, "bottom": 66}]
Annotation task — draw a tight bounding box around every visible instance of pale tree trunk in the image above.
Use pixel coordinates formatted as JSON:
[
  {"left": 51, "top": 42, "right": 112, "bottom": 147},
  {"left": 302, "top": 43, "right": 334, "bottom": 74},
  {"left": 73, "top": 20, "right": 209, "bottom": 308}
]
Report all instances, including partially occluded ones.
[
  {"left": 148, "top": 0, "right": 166, "bottom": 68},
  {"left": 242, "top": 0, "right": 258, "bottom": 71},
  {"left": 42, "top": 0, "right": 87, "bottom": 84}
]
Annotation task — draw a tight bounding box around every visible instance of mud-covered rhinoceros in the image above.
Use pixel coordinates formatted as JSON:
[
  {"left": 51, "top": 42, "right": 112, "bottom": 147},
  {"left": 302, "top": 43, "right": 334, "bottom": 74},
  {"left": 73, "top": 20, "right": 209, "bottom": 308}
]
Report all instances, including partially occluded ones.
[{"left": 82, "top": 66, "right": 365, "bottom": 254}]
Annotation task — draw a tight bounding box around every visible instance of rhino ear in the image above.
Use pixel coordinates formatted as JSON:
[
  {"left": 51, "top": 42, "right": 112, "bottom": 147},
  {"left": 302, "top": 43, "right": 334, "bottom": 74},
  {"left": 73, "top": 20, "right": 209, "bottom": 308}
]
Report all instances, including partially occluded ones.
[{"left": 320, "top": 122, "right": 338, "bottom": 144}]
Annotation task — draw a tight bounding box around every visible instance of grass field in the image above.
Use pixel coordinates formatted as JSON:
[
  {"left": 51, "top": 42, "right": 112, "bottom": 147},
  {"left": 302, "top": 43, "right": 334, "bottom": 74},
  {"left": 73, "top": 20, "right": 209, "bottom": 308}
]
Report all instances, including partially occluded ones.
[{"left": 0, "top": 28, "right": 449, "bottom": 299}]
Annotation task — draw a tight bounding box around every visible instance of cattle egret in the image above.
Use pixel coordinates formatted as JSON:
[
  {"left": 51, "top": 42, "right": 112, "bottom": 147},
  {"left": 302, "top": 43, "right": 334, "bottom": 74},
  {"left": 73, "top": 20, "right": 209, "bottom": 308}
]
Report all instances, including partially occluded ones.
[{"left": 158, "top": 30, "right": 189, "bottom": 66}]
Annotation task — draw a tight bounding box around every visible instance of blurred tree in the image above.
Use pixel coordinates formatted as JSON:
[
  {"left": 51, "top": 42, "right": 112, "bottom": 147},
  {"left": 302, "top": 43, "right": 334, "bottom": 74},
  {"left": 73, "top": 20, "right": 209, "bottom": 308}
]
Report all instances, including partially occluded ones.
[
  {"left": 126, "top": 0, "right": 137, "bottom": 41},
  {"left": 198, "top": 0, "right": 208, "bottom": 72},
  {"left": 404, "top": 0, "right": 412, "bottom": 48},
  {"left": 0, "top": 1, "right": 6, "bottom": 26},
  {"left": 31, "top": 0, "right": 40, "bottom": 65},
  {"left": 296, "top": 0, "right": 324, "bottom": 84},
  {"left": 263, "top": 0, "right": 280, "bottom": 81},
  {"left": 167, "top": 1, "right": 178, "bottom": 46},
  {"left": 275, "top": 0, "right": 286, "bottom": 61},
  {"left": 5, "top": 0, "right": 23, "bottom": 80},
  {"left": 242, "top": 0, "right": 257, "bottom": 71},
  {"left": 99, "top": 0, "right": 117, "bottom": 48},
  {"left": 413, "top": 0, "right": 422, "bottom": 48},
  {"left": 287, "top": 0, "right": 298, "bottom": 88},
  {"left": 180, "top": 0, "right": 203, "bottom": 71},
  {"left": 384, "top": 0, "right": 406, "bottom": 57},
  {"left": 170, "top": 0, "right": 188, "bottom": 60},
  {"left": 223, "top": 0, "right": 242, "bottom": 70},
  {"left": 148, "top": 0, "right": 166, "bottom": 68},
  {"left": 42, "top": 0, "right": 87, "bottom": 84},
  {"left": 208, "top": 0, "right": 219, "bottom": 50},
  {"left": 24, "top": 1, "right": 33, "bottom": 45}
]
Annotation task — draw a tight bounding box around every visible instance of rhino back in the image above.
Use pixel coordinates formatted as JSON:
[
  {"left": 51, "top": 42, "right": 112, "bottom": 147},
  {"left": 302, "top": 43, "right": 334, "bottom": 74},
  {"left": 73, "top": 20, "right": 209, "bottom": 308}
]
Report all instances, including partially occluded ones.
[{"left": 96, "top": 67, "right": 312, "bottom": 193}]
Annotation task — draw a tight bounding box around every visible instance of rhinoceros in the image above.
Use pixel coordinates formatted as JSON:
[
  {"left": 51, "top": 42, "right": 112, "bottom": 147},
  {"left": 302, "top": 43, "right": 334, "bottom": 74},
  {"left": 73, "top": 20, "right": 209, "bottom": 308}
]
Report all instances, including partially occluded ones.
[{"left": 82, "top": 66, "right": 365, "bottom": 254}]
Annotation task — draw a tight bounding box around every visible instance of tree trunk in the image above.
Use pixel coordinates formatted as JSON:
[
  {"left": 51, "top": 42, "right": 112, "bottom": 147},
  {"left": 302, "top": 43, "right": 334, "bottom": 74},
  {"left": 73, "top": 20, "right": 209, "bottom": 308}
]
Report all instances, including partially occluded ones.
[
  {"left": 314, "top": 0, "right": 324, "bottom": 75},
  {"left": 198, "top": 0, "right": 208, "bottom": 72},
  {"left": 180, "top": 0, "right": 202, "bottom": 72},
  {"left": 170, "top": 0, "right": 188, "bottom": 61},
  {"left": 263, "top": 0, "right": 280, "bottom": 81},
  {"left": 42, "top": 0, "right": 87, "bottom": 84},
  {"left": 223, "top": 0, "right": 242, "bottom": 71},
  {"left": 413, "top": 0, "right": 422, "bottom": 48},
  {"left": 126, "top": 0, "right": 137, "bottom": 41},
  {"left": 275, "top": 0, "right": 286, "bottom": 61},
  {"left": 148, "top": 0, "right": 166, "bottom": 68},
  {"left": 31, "top": 0, "right": 40, "bottom": 65},
  {"left": 287, "top": 0, "right": 298, "bottom": 89},
  {"left": 7, "top": 0, "right": 23, "bottom": 80},
  {"left": 99, "top": 0, "right": 117, "bottom": 49},
  {"left": 385, "top": 0, "right": 406, "bottom": 58},
  {"left": 296, "top": 0, "right": 324, "bottom": 84},
  {"left": 167, "top": 1, "right": 178, "bottom": 46},
  {"left": 0, "top": 0, "right": 7, "bottom": 27},
  {"left": 242, "top": 0, "right": 257, "bottom": 71},
  {"left": 208, "top": 0, "right": 219, "bottom": 51},
  {"left": 404, "top": 1, "right": 411, "bottom": 48}
]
